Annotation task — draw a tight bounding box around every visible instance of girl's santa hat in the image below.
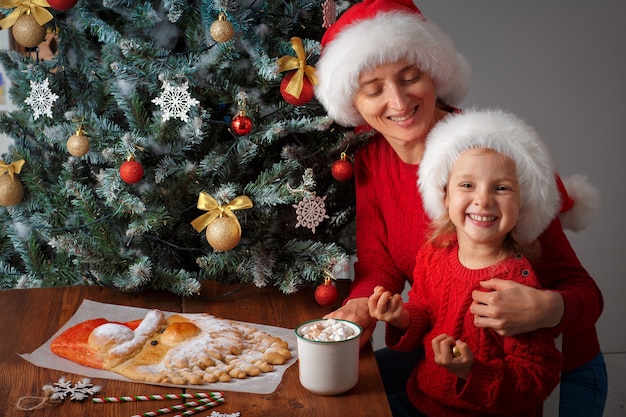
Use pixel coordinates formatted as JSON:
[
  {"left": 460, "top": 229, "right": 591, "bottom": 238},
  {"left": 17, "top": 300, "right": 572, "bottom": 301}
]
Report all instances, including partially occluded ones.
[
  {"left": 314, "top": 0, "right": 471, "bottom": 127},
  {"left": 418, "top": 108, "right": 600, "bottom": 243}
]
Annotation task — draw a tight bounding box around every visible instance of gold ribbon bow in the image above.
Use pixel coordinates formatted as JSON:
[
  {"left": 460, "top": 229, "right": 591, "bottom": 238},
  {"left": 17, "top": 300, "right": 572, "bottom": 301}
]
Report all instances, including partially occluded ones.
[
  {"left": 277, "top": 37, "right": 318, "bottom": 99},
  {"left": 191, "top": 192, "right": 253, "bottom": 232},
  {"left": 0, "top": 0, "right": 54, "bottom": 29},
  {"left": 0, "top": 159, "right": 25, "bottom": 179}
]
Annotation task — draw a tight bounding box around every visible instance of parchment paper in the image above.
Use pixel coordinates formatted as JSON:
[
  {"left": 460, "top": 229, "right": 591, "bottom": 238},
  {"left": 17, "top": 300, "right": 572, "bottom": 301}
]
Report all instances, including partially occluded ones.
[{"left": 20, "top": 299, "right": 298, "bottom": 394}]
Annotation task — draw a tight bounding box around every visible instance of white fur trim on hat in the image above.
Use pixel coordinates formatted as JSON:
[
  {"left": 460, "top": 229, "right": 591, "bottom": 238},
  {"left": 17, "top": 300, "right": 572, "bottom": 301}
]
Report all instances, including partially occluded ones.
[
  {"left": 418, "top": 108, "right": 560, "bottom": 244},
  {"left": 315, "top": 11, "right": 471, "bottom": 127}
]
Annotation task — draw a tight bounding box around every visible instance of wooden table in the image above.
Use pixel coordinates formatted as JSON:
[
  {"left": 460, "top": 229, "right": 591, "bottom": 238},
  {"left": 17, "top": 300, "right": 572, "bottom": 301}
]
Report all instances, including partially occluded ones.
[{"left": 0, "top": 280, "right": 392, "bottom": 417}]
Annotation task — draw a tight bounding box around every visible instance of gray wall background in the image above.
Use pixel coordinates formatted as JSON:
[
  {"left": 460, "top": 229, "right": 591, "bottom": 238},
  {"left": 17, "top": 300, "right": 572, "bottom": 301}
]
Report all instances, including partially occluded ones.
[{"left": 415, "top": 0, "right": 625, "bottom": 355}]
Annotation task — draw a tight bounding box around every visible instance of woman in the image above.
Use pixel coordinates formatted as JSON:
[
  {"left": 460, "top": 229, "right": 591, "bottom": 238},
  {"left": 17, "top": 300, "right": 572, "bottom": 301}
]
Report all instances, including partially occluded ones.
[{"left": 314, "top": 0, "right": 607, "bottom": 416}]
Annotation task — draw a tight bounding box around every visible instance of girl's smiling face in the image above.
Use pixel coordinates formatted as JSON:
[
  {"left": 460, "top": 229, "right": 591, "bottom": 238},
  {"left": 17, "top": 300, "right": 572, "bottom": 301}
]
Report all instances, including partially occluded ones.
[{"left": 445, "top": 148, "right": 521, "bottom": 252}]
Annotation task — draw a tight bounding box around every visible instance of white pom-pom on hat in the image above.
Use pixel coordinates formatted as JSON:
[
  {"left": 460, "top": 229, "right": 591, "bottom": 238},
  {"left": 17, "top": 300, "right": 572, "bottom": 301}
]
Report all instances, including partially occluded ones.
[{"left": 559, "top": 174, "right": 601, "bottom": 232}]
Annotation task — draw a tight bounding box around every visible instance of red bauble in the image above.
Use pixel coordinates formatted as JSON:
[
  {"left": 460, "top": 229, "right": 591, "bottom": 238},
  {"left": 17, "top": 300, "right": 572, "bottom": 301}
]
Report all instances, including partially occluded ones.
[
  {"left": 119, "top": 159, "right": 144, "bottom": 184},
  {"left": 280, "top": 71, "right": 314, "bottom": 106},
  {"left": 315, "top": 279, "right": 339, "bottom": 307},
  {"left": 47, "top": 0, "right": 79, "bottom": 10},
  {"left": 231, "top": 111, "right": 253, "bottom": 136},
  {"left": 331, "top": 153, "right": 354, "bottom": 182}
]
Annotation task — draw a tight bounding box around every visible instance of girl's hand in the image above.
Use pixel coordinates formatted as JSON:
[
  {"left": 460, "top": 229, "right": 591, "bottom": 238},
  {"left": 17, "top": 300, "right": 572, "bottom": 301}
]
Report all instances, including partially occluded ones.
[
  {"left": 368, "top": 286, "right": 409, "bottom": 330},
  {"left": 431, "top": 333, "right": 473, "bottom": 379}
]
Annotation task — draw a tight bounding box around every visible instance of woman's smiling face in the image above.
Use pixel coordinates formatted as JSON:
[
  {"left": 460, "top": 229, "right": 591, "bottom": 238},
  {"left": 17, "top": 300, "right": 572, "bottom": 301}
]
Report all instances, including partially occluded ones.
[{"left": 353, "top": 59, "right": 439, "bottom": 149}]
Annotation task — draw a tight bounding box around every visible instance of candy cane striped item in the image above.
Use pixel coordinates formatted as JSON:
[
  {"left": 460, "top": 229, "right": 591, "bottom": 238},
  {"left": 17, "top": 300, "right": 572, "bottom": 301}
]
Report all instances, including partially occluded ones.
[
  {"left": 131, "top": 397, "right": 225, "bottom": 417},
  {"left": 92, "top": 392, "right": 224, "bottom": 403},
  {"left": 172, "top": 402, "right": 220, "bottom": 417}
]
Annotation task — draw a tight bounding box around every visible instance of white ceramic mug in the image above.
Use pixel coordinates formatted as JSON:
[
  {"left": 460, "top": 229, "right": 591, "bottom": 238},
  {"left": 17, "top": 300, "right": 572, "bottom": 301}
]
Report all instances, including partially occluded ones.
[{"left": 295, "top": 318, "right": 362, "bottom": 395}]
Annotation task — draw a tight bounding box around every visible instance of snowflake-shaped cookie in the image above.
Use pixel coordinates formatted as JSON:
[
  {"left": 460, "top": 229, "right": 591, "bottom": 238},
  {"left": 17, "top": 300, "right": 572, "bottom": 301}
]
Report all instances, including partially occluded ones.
[
  {"left": 152, "top": 80, "right": 200, "bottom": 122},
  {"left": 293, "top": 193, "right": 330, "bottom": 234},
  {"left": 25, "top": 78, "right": 59, "bottom": 120},
  {"left": 322, "top": 0, "right": 337, "bottom": 28},
  {"left": 44, "top": 377, "right": 101, "bottom": 402}
]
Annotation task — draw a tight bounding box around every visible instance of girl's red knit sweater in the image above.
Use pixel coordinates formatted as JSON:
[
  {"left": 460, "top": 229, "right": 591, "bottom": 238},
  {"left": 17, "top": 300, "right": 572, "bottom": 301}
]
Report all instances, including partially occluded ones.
[{"left": 386, "top": 241, "right": 562, "bottom": 416}]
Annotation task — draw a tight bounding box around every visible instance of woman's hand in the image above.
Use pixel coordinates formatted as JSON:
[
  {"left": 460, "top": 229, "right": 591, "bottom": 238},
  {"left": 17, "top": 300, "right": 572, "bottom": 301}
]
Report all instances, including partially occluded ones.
[
  {"left": 431, "top": 334, "right": 473, "bottom": 380},
  {"left": 470, "top": 278, "right": 565, "bottom": 336},
  {"left": 324, "top": 297, "right": 377, "bottom": 348}
]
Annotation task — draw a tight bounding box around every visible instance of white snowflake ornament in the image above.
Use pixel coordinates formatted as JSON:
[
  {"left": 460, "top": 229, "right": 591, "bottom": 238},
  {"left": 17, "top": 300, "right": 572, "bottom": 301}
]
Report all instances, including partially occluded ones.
[
  {"left": 152, "top": 80, "right": 199, "bottom": 122},
  {"left": 293, "top": 193, "right": 330, "bottom": 234},
  {"left": 44, "top": 377, "right": 101, "bottom": 402},
  {"left": 25, "top": 78, "right": 59, "bottom": 120}
]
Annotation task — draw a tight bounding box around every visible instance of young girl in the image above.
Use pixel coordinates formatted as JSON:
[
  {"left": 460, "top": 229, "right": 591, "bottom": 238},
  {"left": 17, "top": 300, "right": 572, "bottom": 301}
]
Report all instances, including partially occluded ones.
[{"left": 369, "top": 108, "right": 565, "bottom": 416}]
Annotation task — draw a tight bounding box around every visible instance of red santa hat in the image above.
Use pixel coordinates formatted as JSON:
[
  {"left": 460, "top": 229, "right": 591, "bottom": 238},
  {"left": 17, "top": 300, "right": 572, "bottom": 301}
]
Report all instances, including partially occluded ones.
[
  {"left": 314, "top": 0, "right": 471, "bottom": 127},
  {"left": 418, "top": 108, "right": 599, "bottom": 243}
]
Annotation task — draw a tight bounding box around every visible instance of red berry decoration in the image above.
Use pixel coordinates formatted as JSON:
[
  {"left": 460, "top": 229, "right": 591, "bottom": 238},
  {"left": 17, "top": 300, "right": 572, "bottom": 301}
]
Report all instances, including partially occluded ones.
[
  {"left": 315, "top": 278, "right": 339, "bottom": 307},
  {"left": 47, "top": 0, "right": 79, "bottom": 10},
  {"left": 331, "top": 152, "right": 354, "bottom": 182},
  {"left": 280, "top": 70, "right": 314, "bottom": 106},
  {"left": 119, "top": 157, "right": 144, "bottom": 184},
  {"left": 231, "top": 111, "right": 253, "bottom": 136}
]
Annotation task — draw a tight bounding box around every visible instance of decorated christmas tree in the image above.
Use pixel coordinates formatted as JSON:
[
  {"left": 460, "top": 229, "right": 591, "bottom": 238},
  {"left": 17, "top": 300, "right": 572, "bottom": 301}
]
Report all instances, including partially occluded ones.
[{"left": 0, "top": 0, "right": 364, "bottom": 296}]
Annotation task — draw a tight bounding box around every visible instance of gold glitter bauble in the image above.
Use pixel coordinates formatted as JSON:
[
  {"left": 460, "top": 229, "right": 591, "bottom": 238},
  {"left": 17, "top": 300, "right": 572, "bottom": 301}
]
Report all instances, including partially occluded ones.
[
  {"left": 67, "top": 128, "right": 90, "bottom": 157},
  {"left": 205, "top": 216, "right": 242, "bottom": 251},
  {"left": 11, "top": 13, "right": 47, "bottom": 48},
  {"left": 210, "top": 14, "right": 234, "bottom": 43},
  {"left": 0, "top": 174, "right": 24, "bottom": 207}
]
